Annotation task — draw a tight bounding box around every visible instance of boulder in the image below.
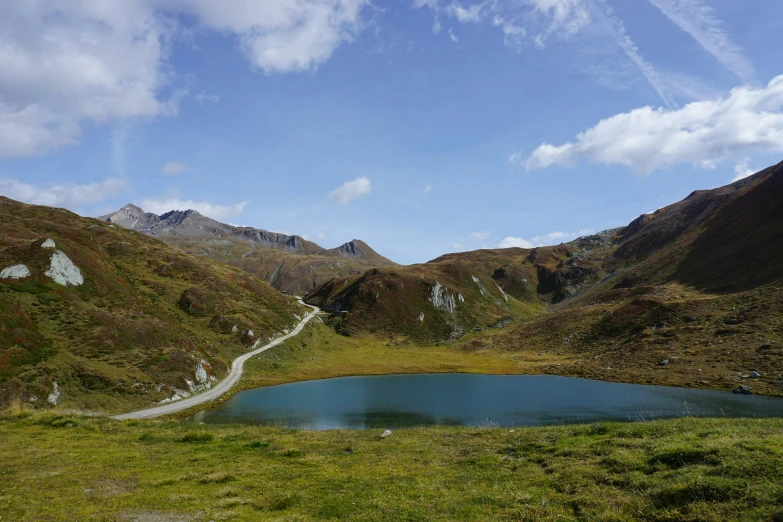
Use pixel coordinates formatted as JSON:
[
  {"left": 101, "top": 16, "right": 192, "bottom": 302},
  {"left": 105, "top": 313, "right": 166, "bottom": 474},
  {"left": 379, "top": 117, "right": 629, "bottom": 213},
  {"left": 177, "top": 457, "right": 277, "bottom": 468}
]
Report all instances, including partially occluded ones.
[
  {"left": 0, "top": 264, "right": 31, "bottom": 280},
  {"left": 748, "top": 371, "right": 761, "bottom": 379},
  {"left": 45, "top": 251, "right": 84, "bottom": 286},
  {"left": 41, "top": 238, "right": 56, "bottom": 248},
  {"left": 380, "top": 429, "right": 392, "bottom": 438},
  {"left": 732, "top": 385, "right": 752, "bottom": 395}
]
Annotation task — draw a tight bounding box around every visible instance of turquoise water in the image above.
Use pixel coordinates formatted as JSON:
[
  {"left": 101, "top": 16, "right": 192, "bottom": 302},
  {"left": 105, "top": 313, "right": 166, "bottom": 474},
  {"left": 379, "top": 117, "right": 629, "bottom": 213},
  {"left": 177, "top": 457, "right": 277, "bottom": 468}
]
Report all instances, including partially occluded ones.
[{"left": 188, "top": 374, "right": 783, "bottom": 430}]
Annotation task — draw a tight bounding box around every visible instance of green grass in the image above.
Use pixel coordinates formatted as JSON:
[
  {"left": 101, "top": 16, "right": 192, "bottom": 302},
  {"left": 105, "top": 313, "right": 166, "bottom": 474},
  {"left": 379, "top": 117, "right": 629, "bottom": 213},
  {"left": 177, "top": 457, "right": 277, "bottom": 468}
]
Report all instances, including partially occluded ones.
[
  {"left": 235, "top": 320, "right": 566, "bottom": 394},
  {"left": 2, "top": 410, "right": 783, "bottom": 521}
]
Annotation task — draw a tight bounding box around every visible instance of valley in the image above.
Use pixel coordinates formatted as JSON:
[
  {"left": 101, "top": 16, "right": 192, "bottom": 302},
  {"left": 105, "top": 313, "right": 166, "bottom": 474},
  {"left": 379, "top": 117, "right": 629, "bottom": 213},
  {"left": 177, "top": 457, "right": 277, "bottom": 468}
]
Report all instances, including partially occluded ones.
[{"left": 2, "top": 161, "right": 782, "bottom": 414}]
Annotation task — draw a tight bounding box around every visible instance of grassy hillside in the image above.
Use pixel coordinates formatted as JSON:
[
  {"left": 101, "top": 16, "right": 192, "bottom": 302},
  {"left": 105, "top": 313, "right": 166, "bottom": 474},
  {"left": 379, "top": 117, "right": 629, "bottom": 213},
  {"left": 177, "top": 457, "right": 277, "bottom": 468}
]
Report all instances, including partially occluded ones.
[
  {"left": 166, "top": 238, "right": 395, "bottom": 296},
  {"left": 0, "top": 197, "right": 304, "bottom": 412},
  {"left": 304, "top": 163, "right": 783, "bottom": 397},
  {"left": 304, "top": 233, "right": 615, "bottom": 343},
  {"left": 3, "top": 410, "right": 783, "bottom": 521}
]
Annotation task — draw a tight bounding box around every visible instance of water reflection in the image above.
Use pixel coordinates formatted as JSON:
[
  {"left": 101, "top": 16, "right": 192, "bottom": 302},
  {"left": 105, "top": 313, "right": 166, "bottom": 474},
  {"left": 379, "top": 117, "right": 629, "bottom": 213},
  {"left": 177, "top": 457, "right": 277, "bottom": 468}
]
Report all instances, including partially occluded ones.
[{"left": 186, "top": 374, "right": 783, "bottom": 430}]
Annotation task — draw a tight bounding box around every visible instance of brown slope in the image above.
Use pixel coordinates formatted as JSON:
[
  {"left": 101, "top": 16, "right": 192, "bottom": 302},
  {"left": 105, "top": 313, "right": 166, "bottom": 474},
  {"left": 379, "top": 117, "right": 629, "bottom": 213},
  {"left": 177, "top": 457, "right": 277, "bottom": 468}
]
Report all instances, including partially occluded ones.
[
  {"left": 602, "top": 160, "right": 783, "bottom": 292},
  {"left": 0, "top": 197, "right": 304, "bottom": 411},
  {"left": 304, "top": 232, "right": 617, "bottom": 343}
]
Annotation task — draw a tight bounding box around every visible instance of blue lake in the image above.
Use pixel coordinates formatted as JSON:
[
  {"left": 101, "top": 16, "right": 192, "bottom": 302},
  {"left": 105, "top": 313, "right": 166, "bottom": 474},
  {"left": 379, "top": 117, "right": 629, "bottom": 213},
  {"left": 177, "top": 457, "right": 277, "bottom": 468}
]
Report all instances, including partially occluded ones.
[{"left": 188, "top": 374, "right": 783, "bottom": 430}]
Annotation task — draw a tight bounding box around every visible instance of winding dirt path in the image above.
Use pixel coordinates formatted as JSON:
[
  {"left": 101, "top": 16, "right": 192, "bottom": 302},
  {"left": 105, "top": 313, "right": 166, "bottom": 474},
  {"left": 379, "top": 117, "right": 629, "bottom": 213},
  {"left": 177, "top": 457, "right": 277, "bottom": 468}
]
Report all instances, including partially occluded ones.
[{"left": 113, "top": 301, "right": 320, "bottom": 420}]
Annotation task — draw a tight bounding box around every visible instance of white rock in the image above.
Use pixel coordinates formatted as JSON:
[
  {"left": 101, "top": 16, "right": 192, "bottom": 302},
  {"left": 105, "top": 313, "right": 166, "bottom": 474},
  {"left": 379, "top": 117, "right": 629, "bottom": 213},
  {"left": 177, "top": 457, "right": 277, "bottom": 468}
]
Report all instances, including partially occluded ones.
[
  {"left": 231, "top": 324, "right": 238, "bottom": 333},
  {"left": 247, "top": 330, "right": 254, "bottom": 337},
  {"left": 195, "top": 361, "right": 208, "bottom": 385},
  {"left": 45, "top": 250, "right": 84, "bottom": 286},
  {"left": 496, "top": 284, "right": 509, "bottom": 302},
  {"left": 458, "top": 293, "right": 465, "bottom": 302},
  {"left": 419, "top": 312, "right": 425, "bottom": 322},
  {"left": 0, "top": 264, "right": 31, "bottom": 280},
  {"left": 41, "top": 238, "right": 56, "bottom": 249},
  {"left": 429, "top": 281, "right": 456, "bottom": 313},
  {"left": 381, "top": 429, "right": 392, "bottom": 438},
  {"left": 47, "top": 382, "right": 60, "bottom": 405}
]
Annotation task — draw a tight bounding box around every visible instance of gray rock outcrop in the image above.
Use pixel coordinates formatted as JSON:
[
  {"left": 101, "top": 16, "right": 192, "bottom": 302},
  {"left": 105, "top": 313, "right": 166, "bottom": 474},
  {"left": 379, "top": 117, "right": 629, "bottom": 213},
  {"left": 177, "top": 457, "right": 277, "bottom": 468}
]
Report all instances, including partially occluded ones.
[
  {"left": 430, "top": 282, "right": 456, "bottom": 313},
  {"left": 45, "top": 251, "right": 84, "bottom": 286},
  {"left": 0, "top": 264, "right": 31, "bottom": 279}
]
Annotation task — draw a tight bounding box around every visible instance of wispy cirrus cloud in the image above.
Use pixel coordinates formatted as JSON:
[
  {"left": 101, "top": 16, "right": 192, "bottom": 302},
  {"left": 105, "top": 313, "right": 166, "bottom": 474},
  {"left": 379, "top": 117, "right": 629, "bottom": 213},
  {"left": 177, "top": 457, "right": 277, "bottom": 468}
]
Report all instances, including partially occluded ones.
[
  {"left": 647, "top": 0, "right": 755, "bottom": 83},
  {"left": 592, "top": 0, "right": 677, "bottom": 108},
  {"left": 413, "top": 0, "right": 675, "bottom": 107}
]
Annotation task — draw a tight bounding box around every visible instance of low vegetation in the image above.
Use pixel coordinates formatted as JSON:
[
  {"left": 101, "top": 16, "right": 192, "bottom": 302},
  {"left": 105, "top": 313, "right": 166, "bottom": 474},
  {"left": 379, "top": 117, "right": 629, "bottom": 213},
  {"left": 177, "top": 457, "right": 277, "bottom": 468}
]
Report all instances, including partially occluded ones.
[
  {"left": 2, "top": 408, "right": 783, "bottom": 521},
  {"left": 0, "top": 197, "right": 304, "bottom": 411}
]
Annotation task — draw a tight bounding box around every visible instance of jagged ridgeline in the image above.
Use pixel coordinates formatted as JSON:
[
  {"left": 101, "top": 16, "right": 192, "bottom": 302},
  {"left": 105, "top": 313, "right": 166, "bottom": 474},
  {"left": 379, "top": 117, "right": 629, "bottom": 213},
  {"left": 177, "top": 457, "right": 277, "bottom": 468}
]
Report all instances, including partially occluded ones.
[
  {"left": 0, "top": 197, "right": 305, "bottom": 410},
  {"left": 99, "top": 205, "right": 397, "bottom": 295},
  {"left": 306, "top": 161, "right": 783, "bottom": 346}
]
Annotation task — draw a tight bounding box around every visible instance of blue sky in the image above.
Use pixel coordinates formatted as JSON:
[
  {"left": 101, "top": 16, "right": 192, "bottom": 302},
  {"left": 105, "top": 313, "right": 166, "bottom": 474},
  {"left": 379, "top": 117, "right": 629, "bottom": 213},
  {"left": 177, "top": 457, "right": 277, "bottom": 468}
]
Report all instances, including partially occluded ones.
[{"left": 1, "top": 0, "right": 782, "bottom": 264}]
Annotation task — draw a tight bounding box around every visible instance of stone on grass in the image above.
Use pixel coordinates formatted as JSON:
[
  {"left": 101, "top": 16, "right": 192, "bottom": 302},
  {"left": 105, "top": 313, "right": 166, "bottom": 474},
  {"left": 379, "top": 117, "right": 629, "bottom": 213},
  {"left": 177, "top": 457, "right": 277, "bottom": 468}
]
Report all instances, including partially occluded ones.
[
  {"left": 0, "top": 264, "right": 31, "bottom": 280},
  {"left": 45, "top": 250, "right": 84, "bottom": 286},
  {"left": 748, "top": 371, "right": 761, "bottom": 378},
  {"left": 41, "top": 238, "right": 56, "bottom": 248},
  {"left": 47, "top": 382, "right": 60, "bottom": 405},
  {"left": 380, "top": 429, "right": 392, "bottom": 438},
  {"left": 732, "top": 385, "right": 752, "bottom": 395}
]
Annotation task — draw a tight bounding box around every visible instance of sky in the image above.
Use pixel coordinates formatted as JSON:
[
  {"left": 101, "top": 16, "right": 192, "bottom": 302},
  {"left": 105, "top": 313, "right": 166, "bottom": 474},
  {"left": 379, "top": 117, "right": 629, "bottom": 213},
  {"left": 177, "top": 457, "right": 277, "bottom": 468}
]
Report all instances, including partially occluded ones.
[{"left": 1, "top": 0, "right": 782, "bottom": 265}]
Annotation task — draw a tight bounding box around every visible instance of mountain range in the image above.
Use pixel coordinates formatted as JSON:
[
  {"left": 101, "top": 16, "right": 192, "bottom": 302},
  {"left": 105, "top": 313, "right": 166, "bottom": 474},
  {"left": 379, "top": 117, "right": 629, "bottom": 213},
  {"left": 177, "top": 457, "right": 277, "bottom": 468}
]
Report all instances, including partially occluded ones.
[{"left": 99, "top": 204, "right": 396, "bottom": 295}]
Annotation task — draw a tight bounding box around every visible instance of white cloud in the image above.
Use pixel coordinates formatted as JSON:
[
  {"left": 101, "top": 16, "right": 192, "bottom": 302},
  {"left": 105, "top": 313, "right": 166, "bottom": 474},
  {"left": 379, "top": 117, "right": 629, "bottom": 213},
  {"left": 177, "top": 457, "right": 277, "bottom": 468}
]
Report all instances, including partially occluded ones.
[
  {"left": 452, "top": 242, "right": 465, "bottom": 250},
  {"left": 445, "top": 2, "right": 484, "bottom": 23},
  {"left": 162, "top": 161, "right": 190, "bottom": 175},
  {"left": 422, "top": 184, "right": 433, "bottom": 195},
  {"left": 499, "top": 236, "right": 534, "bottom": 248},
  {"left": 183, "top": 0, "right": 368, "bottom": 74},
  {"left": 526, "top": 0, "right": 591, "bottom": 38},
  {"left": 732, "top": 157, "right": 756, "bottom": 182},
  {"left": 0, "top": 177, "right": 125, "bottom": 208},
  {"left": 525, "top": 75, "right": 783, "bottom": 174},
  {"left": 470, "top": 231, "right": 490, "bottom": 240},
  {"left": 0, "top": 1, "right": 368, "bottom": 159},
  {"left": 492, "top": 16, "right": 526, "bottom": 50},
  {"left": 647, "top": 0, "right": 754, "bottom": 83},
  {"left": 139, "top": 197, "right": 247, "bottom": 221},
  {"left": 194, "top": 92, "right": 221, "bottom": 104},
  {"left": 328, "top": 176, "right": 372, "bottom": 205},
  {"left": 499, "top": 229, "right": 590, "bottom": 249},
  {"left": 448, "top": 28, "right": 459, "bottom": 42}
]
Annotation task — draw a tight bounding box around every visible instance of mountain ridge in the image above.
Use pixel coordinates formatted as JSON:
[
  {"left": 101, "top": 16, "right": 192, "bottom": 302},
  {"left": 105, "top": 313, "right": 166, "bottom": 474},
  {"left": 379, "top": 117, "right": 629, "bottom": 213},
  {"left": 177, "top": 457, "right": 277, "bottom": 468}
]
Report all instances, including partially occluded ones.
[{"left": 99, "top": 204, "right": 397, "bottom": 295}]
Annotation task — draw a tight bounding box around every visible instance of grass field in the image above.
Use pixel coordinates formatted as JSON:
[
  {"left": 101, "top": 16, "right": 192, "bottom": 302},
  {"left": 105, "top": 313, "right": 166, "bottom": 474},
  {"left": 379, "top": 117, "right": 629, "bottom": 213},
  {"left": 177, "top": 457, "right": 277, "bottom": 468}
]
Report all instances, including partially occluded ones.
[
  {"left": 2, "top": 407, "right": 782, "bottom": 521},
  {"left": 237, "top": 319, "right": 567, "bottom": 390}
]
